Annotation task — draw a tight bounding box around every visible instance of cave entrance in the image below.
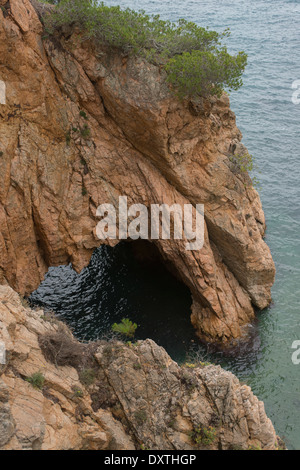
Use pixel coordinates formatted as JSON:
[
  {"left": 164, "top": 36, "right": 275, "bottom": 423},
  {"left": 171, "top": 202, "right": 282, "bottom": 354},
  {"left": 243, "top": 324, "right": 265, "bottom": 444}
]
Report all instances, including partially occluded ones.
[{"left": 29, "top": 240, "right": 197, "bottom": 362}]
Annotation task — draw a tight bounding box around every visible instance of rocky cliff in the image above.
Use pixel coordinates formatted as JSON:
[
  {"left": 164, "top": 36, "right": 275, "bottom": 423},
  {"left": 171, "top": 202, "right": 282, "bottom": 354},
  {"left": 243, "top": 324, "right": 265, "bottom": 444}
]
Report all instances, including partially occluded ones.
[
  {"left": 0, "top": 1, "right": 280, "bottom": 450},
  {"left": 0, "top": 0, "right": 275, "bottom": 346},
  {"left": 0, "top": 286, "right": 278, "bottom": 450}
]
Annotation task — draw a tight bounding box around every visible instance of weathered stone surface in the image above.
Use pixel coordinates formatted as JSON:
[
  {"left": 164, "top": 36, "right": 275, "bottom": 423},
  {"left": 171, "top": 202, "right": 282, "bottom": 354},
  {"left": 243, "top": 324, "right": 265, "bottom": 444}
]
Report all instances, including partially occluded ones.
[
  {"left": 0, "top": 1, "right": 275, "bottom": 344},
  {"left": 0, "top": 286, "right": 278, "bottom": 450},
  {"left": 95, "top": 339, "right": 278, "bottom": 451},
  {"left": 0, "top": 285, "right": 135, "bottom": 450},
  {"left": 0, "top": 380, "right": 15, "bottom": 447}
]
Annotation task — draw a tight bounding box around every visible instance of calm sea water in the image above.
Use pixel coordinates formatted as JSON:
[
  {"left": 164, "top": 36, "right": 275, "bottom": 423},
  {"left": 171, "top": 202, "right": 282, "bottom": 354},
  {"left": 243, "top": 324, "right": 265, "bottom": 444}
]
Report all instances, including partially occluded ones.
[{"left": 31, "top": 0, "right": 300, "bottom": 449}]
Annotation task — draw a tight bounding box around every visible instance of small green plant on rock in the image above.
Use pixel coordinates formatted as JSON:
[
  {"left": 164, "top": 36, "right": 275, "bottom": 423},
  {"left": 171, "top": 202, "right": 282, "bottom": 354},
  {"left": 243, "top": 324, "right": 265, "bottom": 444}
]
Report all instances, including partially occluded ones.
[
  {"left": 134, "top": 409, "right": 147, "bottom": 425},
  {"left": 229, "top": 152, "right": 254, "bottom": 173},
  {"left": 26, "top": 372, "right": 45, "bottom": 390},
  {"left": 184, "top": 362, "right": 197, "bottom": 369},
  {"left": 190, "top": 425, "right": 217, "bottom": 447},
  {"left": 140, "top": 443, "right": 150, "bottom": 450},
  {"left": 248, "top": 444, "right": 262, "bottom": 451},
  {"left": 229, "top": 152, "right": 260, "bottom": 189},
  {"left": 79, "top": 110, "right": 88, "bottom": 120},
  {"left": 72, "top": 386, "right": 84, "bottom": 398},
  {"left": 79, "top": 368, "right": 97, "bottom": 386},
  {"left": 111, "top": 318, "right": 137, "bottom": 339},
  {"left": 80, "top": 124, "right": 91, "bottom": 139}
]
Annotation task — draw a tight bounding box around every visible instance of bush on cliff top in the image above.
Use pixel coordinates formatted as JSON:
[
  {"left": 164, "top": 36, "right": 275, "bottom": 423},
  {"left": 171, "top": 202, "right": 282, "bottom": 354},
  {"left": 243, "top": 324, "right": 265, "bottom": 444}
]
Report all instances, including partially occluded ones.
[{"left": 42, "top": 0, "right": 247, "bottom": 98}]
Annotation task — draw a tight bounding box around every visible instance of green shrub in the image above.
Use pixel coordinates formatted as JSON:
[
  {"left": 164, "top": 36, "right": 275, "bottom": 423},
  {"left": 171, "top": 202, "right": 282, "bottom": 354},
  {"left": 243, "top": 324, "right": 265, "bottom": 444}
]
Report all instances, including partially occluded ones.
[
  {"left": 248, "top": 444, "right": 262, "bottom": 450},
  {"left": 43, "top": 0, "right": 247, "bottom": 99},
  {"left": 111, "top": 318, "right": 137, "bottom": 338},
  {"left": 229, "top": 152, "right": 254, "bottom": 173},
  {"left": 190, "top": 425, "right": 217, "bottom": 447},
  {"left": 26, "top": 372, "right": 45, "bottom": 390},
  {"left": 165, "top": 48, "right": 247, "bottom": 98},
  {"left": 79, "top": 110, "right": 88, "bottom": 120},
  {"left": 80, "top": 124, "right": 91, "bottom": 139},
  {"left": 229, "top": 152, "right": 260, "bottom": 188},
  {"left": 133, "top": 362, "right": 142, "bottom": 370}
]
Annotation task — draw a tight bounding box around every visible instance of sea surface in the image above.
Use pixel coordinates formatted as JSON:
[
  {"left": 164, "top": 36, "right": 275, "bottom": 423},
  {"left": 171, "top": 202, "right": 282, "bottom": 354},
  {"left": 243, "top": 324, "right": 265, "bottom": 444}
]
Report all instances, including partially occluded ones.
[{"left": 30, "top": 0, "right": 300, "bottom": 449}]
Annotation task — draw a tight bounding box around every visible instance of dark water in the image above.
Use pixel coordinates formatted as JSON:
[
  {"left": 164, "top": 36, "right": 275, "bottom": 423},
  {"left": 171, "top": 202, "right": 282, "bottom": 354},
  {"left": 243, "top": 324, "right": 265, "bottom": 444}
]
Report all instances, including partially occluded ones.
[
  {"left": 31, "top": 0, "right": 300, "bottom": 449},
  {"left": 30, "top": 243, "right": 197, "bottom": 360}
]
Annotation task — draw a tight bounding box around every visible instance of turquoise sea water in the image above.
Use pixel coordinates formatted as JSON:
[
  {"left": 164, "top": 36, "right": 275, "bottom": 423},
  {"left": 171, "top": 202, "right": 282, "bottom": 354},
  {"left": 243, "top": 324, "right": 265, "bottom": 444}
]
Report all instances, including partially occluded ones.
[{"left": 31, "top": 0, "right": 300, "bottom": 449}]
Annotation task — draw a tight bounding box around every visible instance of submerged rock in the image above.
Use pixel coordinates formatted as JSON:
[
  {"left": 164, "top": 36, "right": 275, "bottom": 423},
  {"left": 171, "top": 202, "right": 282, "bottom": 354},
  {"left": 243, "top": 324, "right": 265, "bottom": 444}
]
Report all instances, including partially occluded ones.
[{"left": 0, "top": 286, "right": 278, "bottom": 450}]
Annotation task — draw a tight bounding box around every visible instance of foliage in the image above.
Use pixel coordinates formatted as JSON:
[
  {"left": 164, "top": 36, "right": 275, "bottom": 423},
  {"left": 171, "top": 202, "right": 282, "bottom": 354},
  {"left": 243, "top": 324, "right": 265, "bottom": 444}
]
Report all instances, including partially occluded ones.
[
  {"left": 42, "top": 0, "right": 247, "bottom": 99},
  {"left": 165, "top": 48, "right": 247, "bottom": 98},
  {"left": 72, "top": 386, "right": 84, "bottom": 397},
  {"left": 229, "top": 152, "right": 254, "bottom": 173},
  {"left": 79, "top": 368, "right": 97, "bottom": 386},
  {"left": 190, "top": 425, "right": 217, "bottom": 446},
  {"left": 80, "top": 124, "right": 91, "bottom": 139},
  {"left": 79, "top": 110, "right": 88, "bottom": 120},
  {"left": 134, "top": 409, "right": 147, "bottom": 424},
  {"left": 111, "top": 318, "right": 137, "bottom": 338},
  {"left": 184, "top": 361, "right": 211, "bottom": 369},
  {"left": 229, "top": 152, "right": 260, "bottom": 189},
  {"left": 39, "top": 0, "right": 61, "bottom": 4},
  {"left": 26, "top": 372, "right": 45, "bottom": 390},
  {"left": 248, "top": 444, "right": 262, "bottom": 450}
]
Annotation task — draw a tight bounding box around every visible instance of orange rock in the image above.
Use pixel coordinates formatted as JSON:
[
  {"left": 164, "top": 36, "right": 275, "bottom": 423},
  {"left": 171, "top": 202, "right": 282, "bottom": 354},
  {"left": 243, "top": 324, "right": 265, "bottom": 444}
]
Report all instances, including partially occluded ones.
[{"left": 0, "top": 2, "right": 275, "bottom": 345}]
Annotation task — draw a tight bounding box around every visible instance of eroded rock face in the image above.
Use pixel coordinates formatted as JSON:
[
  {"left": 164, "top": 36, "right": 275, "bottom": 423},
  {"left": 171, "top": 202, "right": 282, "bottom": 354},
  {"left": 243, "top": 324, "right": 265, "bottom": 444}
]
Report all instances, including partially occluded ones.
[
  {"left": 0, "top": 0, "right": 275, "bottom": 344},
  {"left": 0, "top": 286, "right": 278, "bottom": 450},
  {"left": 0, "top": 285, "right": 135, "bottom": 450}
]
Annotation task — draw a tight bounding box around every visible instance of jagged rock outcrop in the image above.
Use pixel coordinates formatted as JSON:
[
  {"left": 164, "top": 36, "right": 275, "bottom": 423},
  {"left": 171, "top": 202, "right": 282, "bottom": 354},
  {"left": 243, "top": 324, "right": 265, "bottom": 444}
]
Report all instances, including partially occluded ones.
[
  {"left": 0, "top": 286, "right": 278, "bottom": 450},
  {"left": 0, "top": 0, "right": 275, "bottom": 345}
]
